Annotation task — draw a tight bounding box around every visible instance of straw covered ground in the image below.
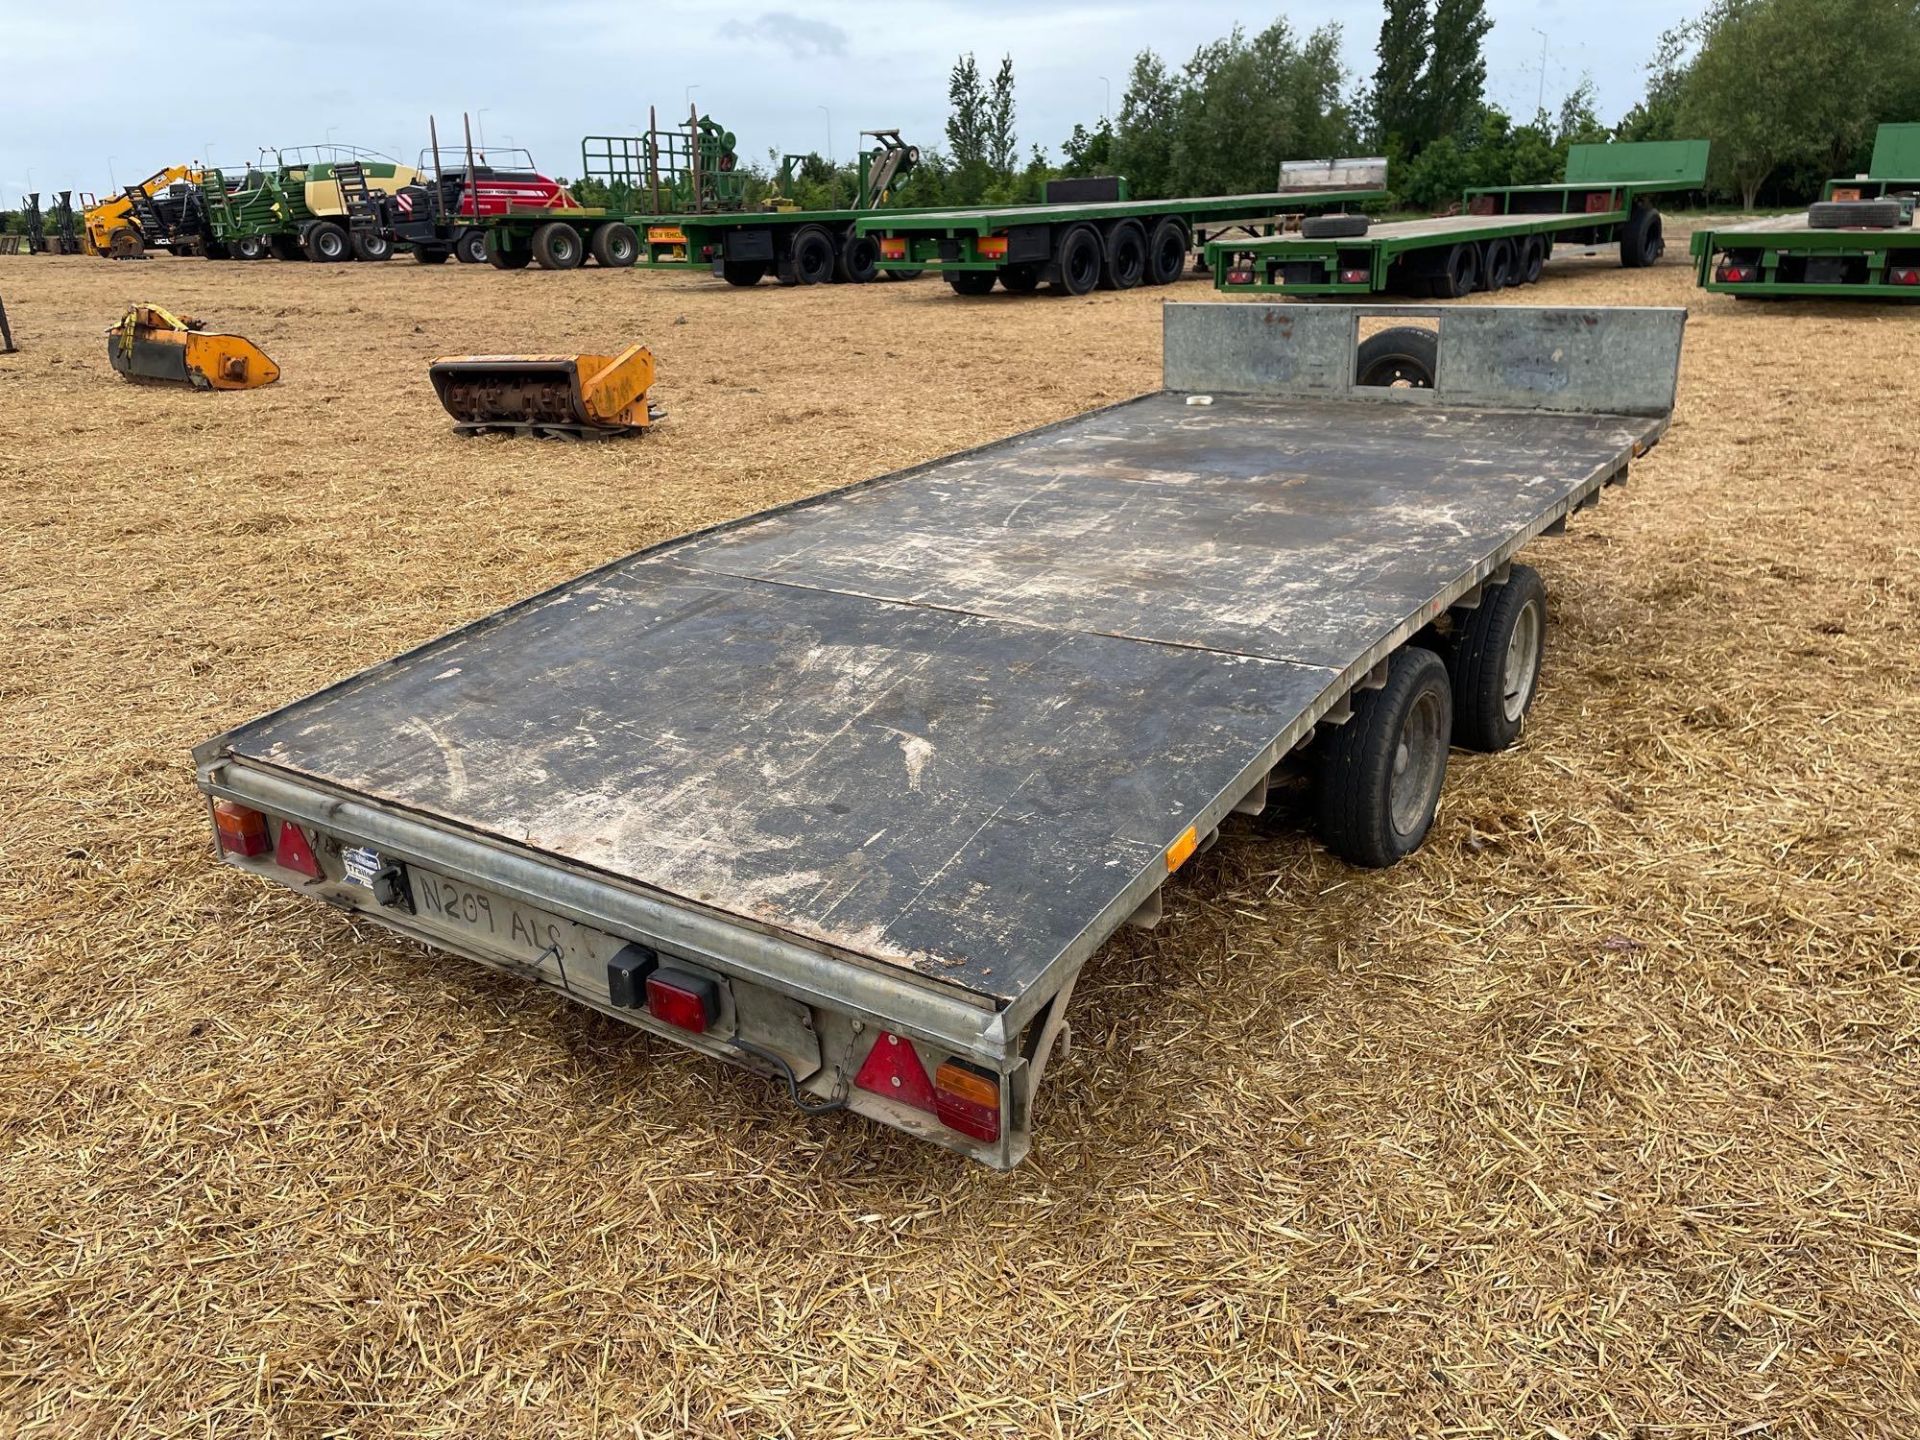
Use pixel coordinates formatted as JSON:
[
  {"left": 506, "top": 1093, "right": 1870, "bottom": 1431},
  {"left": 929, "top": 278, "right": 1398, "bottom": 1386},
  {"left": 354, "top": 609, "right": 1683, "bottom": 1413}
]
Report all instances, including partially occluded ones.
[{"left": 1, "top": 230, "right": 1916, "bottom": 1438}]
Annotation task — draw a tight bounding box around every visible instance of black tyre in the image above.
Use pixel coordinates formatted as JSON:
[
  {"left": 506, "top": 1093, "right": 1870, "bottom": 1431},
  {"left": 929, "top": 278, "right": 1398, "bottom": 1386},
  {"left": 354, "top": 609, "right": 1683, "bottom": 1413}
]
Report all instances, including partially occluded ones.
[
  {"left": 1302, "top": 213, "right": 1370, "bottom": 239},
  {"left": 721, "top": 259, "right": 767, "bottom": 287},
  {"left": 455, "top": 229, "right": 488, "bottom": 264},
  {"left": 234, "top": 235, "right": 269, "bottom": 261},
  {"left": 1000, "top": 262, "right": 1042, "bottom": 293},
  {"left": 1355, "top": 326, "right": 1437, "bottom": 388},
  {"left": 1099, "top": 219, "right": 1148, "bottom": 290},
  {"left": 882, "top": 267, "right": 925, "bottom": 281},
  {"left": 790, "top": 225, "right": 836, "bottom": 285},
  {"left": 1808, "top": 199, "right": 1905, "bottom": 230},
  {"left": 487, "top": 242, "right": 532, "bottom": 270},
  {"left": 531, "top": 222, "right": 584, "bottom": 270},
  {"left": 1446, "top": 565, "right": 1546, "bottom": 753},
  {"left": 413, "top": 246, "right": 451, "bottom": 265},
  {"left": 946, "top": 270, "right": 998, "bottom": 296},
  {"left": 303, "top": 221, "right": 349, "bottom": 262},
  {"left": 269, "top": 234, "right": 306, "bottom": 261},
  {"left": 590, "top": 222, "right": 639, "bottom": 268},
  {"left": 1431, "top": 243, "right": 1478, "bottom": 298},
  {"left": 1620, "top": 205, "right": 1663, "bottom": 267},
  {"left": 1518, "top": 234, "right": 1545, "bottom": 285},
  {"left": 1314, "top": 646, "right": 1452, "bottom": 868},
  {"left": 1144, "top": 218, "right": 1189, "bottom": 286},
  {"left": 1051, "top": 223, "right": 1103, "bottom": 295},
  {"left": 1480, "top": 237, "right": 1515, "bottom": 291},
  {"left": 835, "top": 232, "right": 881, "bottom": 283},
  {"left": 350, "top": 231, "right": 393, "bottom": 262}
]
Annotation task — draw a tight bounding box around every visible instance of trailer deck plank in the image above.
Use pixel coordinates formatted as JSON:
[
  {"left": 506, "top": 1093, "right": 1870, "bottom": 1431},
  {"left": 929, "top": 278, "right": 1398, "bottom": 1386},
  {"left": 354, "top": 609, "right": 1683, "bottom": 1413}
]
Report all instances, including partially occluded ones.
[{"left": 216, "top": 387, "right": 1661, "bottom": 1008}]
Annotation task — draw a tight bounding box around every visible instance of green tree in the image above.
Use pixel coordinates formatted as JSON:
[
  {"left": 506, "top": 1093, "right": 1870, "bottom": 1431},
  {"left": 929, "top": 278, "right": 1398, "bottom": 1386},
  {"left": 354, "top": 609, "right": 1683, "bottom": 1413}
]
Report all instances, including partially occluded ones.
[
  {"left": 1677, "top": 0, "right": 1920, "bottom": 207},
  {"left": 1060, "top": 118, "right": 1114, "bottom": 175},
  {"left": 1615, "top": 20, "right": 1702, "bottom": 143},
  {"left": 1371, "top": 0, "right": 1431, "bottom": 152},
  {"left": 947, "top": 54, "right": 987, "bottom": 167},
  {"left": 987, "top": 55, "right": 1019, "bottom": 176},
  {"left": 1424, "top": 0, "right": 1492, "bottom": 141},
  {"left": 1112, "top": 51, "right": 1181, "bottom": 196}
]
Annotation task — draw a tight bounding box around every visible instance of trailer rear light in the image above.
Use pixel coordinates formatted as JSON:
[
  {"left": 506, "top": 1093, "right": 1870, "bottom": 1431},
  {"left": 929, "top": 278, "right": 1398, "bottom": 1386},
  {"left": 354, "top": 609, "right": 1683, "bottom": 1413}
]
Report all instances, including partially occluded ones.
[
  {"left": 975, "top": 236, "right": 1008, "bottom": 259},
  {"left": 933, "top": 1059, "right": 1001, "bottom": 1143},
  {"left": 1716, "top": 263, "right": 1757, "bottom": 283},
  {"left": 879, "top": 238, "right": 907, "bottom": 261},
  {"left": 1226, "top": 268, "right": 1255, "bottom": 286},
  {"left": 212, "top": 800, "right": 270, "bottom": 857},
  {"left": 1340, "top": 267, "right": 1369, "bottom": 284},
  {"left": 854, "top": 1031, "right": 936, "bottom": 1111},
  {"left": 274, "top": 820, "right": 322, "bottom": 878},
  {"left": 1891, "top": 267, "right": 1920, "bottom": 285},
  {"left": 646, "top": 969, "right": 718, "bottom": 1033}
]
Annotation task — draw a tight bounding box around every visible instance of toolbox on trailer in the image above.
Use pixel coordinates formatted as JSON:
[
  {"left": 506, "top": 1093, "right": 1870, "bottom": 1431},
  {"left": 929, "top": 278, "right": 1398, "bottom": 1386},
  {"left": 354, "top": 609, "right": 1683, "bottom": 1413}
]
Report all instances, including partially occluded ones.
[{"left": 194, "top": 304, "right": 1685, "bottom": 1166}]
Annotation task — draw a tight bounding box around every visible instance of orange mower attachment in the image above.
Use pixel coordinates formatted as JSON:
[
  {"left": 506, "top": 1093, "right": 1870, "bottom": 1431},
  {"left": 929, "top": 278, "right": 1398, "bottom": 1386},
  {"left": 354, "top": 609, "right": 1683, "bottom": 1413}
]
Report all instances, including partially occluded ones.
[
  {"left": 427, "top": 345, "right": 659, "bottom": 440},
  {"left": 105, "top": 304, "right": 279, "bottom": 390}
]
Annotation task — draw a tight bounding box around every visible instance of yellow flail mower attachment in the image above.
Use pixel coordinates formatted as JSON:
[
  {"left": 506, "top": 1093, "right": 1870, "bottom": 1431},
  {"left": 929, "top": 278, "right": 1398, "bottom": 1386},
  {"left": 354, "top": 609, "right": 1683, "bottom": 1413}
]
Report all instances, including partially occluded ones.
[
  {"left": 427, "top": 345, "right": 660, "bottom": 440},
  {"left": 106, "top": 304, "right": 279, "bottom": 390}
]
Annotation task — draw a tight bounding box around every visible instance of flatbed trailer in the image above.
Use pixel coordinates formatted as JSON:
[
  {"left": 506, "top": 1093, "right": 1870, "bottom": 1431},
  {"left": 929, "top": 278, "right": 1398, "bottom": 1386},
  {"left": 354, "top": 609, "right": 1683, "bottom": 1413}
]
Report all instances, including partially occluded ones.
[
  {"left": 1692, "top": 125, "right": 1919, "bottom": 299},
  {"left": 193, "top": 303, "right": 1684, "bottom": 1166},
  {"left": 1210, "top": 140, "right": 1708, "bottom": 297},
  {"left": 853, "top": 161, "right": 1387, "bottom": 296}
]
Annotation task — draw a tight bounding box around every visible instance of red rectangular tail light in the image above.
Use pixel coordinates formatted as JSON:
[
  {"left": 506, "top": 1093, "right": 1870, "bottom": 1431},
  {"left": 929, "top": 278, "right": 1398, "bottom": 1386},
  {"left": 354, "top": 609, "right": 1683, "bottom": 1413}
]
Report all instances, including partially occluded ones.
[
  {"left": 1339, "top": 267, "right": 1369, "bottom": 284},
  {"left": 646, "top": 969, "right": 719, "bottom": 1033},
  {"left": 212, "top": 800, "right": 270, "bottom": 857},
  {"left": 1717, "top": 263, "right": 1756, "bottom": 283},
  {"left": 934, "top": 1059, "right": 1001, "bottom": 1143},
  {"left": 1225, "top": 268, "right": 1255, "bottom": 286},
  {"left": 1890, "top": 267, "right": 1920, "bottom": 286}
]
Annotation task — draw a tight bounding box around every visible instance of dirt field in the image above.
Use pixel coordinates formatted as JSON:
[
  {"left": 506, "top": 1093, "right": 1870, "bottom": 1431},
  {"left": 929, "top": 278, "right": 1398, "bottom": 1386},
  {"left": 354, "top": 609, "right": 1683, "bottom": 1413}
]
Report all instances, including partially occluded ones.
[{"left": 2, "top": 234, "right": 1916, "bottom": 1439}]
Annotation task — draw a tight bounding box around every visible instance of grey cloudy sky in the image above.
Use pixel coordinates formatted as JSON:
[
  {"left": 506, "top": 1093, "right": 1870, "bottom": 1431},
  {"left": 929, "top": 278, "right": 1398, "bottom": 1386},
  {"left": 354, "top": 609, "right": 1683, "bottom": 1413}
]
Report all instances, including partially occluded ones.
[{"left": 5, "top": 0, "right": 1694, "bottom": 202}]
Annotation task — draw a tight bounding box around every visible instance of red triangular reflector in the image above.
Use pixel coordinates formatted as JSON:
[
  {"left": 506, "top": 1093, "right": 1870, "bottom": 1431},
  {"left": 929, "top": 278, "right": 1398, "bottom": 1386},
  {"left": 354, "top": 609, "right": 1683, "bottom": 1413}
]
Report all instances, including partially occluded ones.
[
  {"left": 275, "top": 820, "right": 321, "bottom": 878},
  {"left": 854, "top": 1031, "right": 936, "bottom": 1113}
]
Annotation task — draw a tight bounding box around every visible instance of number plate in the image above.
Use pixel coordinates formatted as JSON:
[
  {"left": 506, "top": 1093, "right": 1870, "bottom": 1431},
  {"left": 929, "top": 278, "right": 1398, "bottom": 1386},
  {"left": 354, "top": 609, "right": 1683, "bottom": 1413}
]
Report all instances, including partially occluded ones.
[{"left": 407, "top": 867, "right": 589, "bottom": 983}]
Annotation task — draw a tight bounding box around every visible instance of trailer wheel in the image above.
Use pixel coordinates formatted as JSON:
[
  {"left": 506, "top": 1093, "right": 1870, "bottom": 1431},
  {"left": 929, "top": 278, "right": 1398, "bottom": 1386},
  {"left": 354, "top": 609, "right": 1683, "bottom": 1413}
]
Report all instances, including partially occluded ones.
[
  {"left": 1446, "top": 564, "right": 1546, "bottom": 753},
  {"left": 1301, "top": 213, "right": 1370, "bottom": 239},
  {"left": 234, "top": 235, "right": 269, "bottom": 261},
  {"left": 1314, "top": 646, "right": 1452, "bottom": 868},
  {"left": 1480, "top": 237, "right": 1515, "bottom": 291},
  {"left": 350, "top": 231, "right": 393, "bottom": 262},
  {"left": 836, "top": 232, "right": 881, "bottom": 284},
  {"left": 1620, "top": 206, "right": 1663, "bottom": 268},
  {"left": 487, "top": 243, "right": 532, "bottom": 270},
  {"left": 270, "top": 234, "right": 306, "bottom": 262},
  {"left": 946, "top": 270, "right": 999, "bottom": 296},
  {"left": 1431, "top": 243, "right": 1478, "bottom": 298},
  {"left": 1051, "top": 223, "right": 1103, "bottom": 295},
  {"left": 1099, "top": 219, "right": 1148, "bottom": 290},
  {"left": 791, "top": 225, "right": 836, "bottom": 285},
  {"left": 1519, "top": 235, "right": 1546, "bottom": 285},
  {"left": 1808, "top": 199, "right": 1906, "bottom": 229},
  {"left": 590, "top": 222, "right": 640, "bottom": 268},
  {"left": 721, "top": 259, "right": 767, "bottom": 286},
  {"left": 532, "top": 222, "right": 585, "bottom": 270},
  {"left": 455, "top": 230, "right": 488, "bottom": 264},
  {"left": 1355, "top": 326, "right": 1437, "bottom": 388},
  {"left": 1144, "top": 219, "right": 1189, "bottom": 286},
  {"left": 303, "top": 221, "right": 350, "bottom": 263},
  {"left": 1000, "top": 262, "right": 1042, "bottom": 293},
  {"left": 413, "top": 246, "right": 450, "bottom": 265}
]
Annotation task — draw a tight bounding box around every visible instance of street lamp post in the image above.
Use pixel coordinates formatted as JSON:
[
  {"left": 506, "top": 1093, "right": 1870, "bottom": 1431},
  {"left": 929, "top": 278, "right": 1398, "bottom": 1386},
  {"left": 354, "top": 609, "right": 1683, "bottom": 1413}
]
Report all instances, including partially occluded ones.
[
  {"left": 1099, "top": 76, "right": 1111, "bottom": 122},
  {"left": 818, "top": 104, "right": 832, "bottom": 164}
]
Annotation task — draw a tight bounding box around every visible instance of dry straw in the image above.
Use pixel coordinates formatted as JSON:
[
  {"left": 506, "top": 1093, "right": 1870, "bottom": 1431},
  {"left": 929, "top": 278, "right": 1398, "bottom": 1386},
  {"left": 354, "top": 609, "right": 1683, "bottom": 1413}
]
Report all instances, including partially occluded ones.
[{"left": 0, "top": 232, "right": 1915, "bottom": 1437}]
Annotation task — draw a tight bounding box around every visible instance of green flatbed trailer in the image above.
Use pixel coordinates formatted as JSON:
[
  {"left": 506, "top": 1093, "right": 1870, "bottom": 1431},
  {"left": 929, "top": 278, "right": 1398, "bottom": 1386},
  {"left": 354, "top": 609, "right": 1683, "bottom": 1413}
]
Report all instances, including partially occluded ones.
[
  {"left": 853, "top": 161, "right": 1389, "bottom": 296},
  {"left": 1209, "top": 141, "right": 1709, "bottom": 298},
  {"left": 1692, "top": 124, "right": 1920, "bottom": 300}
]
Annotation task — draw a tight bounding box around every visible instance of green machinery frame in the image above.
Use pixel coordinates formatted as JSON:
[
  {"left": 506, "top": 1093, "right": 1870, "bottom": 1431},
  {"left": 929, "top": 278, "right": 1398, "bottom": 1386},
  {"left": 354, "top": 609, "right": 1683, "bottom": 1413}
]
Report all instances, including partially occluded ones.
[
  {"left": 1209, "top": 140, "right": 1710, "bottom": 296},
  {"left": 1691, "top": 124, "right": 1920, "bottom": 300}
]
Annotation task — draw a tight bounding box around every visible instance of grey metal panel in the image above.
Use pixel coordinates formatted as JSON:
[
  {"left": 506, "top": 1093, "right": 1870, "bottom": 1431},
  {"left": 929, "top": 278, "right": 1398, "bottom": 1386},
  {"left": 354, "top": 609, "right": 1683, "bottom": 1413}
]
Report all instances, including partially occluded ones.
[
  {"left": 1163, "top": 304, "right": 1686, "bottom": 418},
  {"left": 222, "top": 560, "right": 1333, "bottom": 1004},
  {"left": 1279, "top": 157, "right": 1389, "bottom": 190}
]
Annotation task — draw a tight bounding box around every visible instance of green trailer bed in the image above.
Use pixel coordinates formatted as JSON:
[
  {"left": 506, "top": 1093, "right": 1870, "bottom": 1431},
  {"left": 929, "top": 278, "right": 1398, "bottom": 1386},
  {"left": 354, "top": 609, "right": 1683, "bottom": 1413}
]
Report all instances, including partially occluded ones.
[
  {"left": 853, "top": 160, "right": 1389, "bottom": 296},
  {"left": 1690, "top": 211, "right": 1920, "bottom": 298},
  {"left": 1210, "top": 141, "right": 1708, "bottom": 298},
  {"left": 1823, "top": 123, "right": 1920, "bottom": 200}
]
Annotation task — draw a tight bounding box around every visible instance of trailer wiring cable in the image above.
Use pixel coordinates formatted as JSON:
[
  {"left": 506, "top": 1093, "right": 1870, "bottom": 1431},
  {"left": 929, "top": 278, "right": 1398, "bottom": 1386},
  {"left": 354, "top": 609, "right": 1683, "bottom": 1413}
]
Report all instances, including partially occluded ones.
[{"left": 732, "top": 1037, "right": 849, "bottom": 1116}]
